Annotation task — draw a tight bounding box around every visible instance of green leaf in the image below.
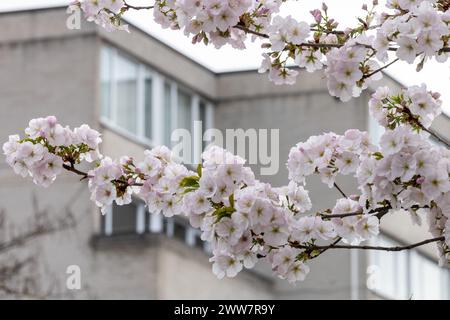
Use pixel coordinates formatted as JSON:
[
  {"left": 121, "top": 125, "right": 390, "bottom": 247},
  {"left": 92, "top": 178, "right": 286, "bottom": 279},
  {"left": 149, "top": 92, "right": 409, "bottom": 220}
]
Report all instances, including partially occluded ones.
[
  {"left": 197, "top": 164, "right": 202, "bottom": 178},
  {"left": 213, "top": 205, "right": 235, "bottom": 223},
  {"left": 179, "top": 175, "right": 199, "bottom": 189},
  {"left": 228, "top": 193, "right": 235, "bottom": 208},
  {"left": 310, "top": 250, "right": 321, "bottom": 258}
]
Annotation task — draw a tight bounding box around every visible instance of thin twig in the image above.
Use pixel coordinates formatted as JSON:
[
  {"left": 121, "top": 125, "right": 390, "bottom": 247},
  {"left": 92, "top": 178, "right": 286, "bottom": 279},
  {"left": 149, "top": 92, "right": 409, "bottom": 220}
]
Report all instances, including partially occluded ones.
[
  {"left": 234, "top": 24, "right": 450, "bottom": 56},
  {"left": 320, "top": 211, "right": 363, "bottom": 219},
  {"left": 311, "top": 206, "right": 391, "bottom": 259},
  {"left": 62, "top": 163, "right": 89, "bottom": 178},
  {"left": 124, "top": 1, "right": 154, "bottom": 10},
  {"left": 62, "top": 164, "right": 143, "bottom": 187},
  {"left": 333, "top": 182, "right": 347, "bottom": 198},
  {"left": 313, "top": 237, "right": 342, "bottom": 259},
  {"left": 234, "top": 25, "right": 269, "bottom": 38},
  {"left": 363, "top": 58, "right": 399, "bottom": 79},
  {"left": 422, "top": 126, "right": 450, "bottom": 149},
  {"left": 294, "top": 236, "right": 444, "bottom": 252}
]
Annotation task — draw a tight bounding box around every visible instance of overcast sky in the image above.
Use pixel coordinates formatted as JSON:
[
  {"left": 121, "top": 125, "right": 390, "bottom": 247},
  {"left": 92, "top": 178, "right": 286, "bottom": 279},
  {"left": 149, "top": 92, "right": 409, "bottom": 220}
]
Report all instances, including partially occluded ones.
[{"left": 1, "top": 0, "right": 449, "bottom": 114}]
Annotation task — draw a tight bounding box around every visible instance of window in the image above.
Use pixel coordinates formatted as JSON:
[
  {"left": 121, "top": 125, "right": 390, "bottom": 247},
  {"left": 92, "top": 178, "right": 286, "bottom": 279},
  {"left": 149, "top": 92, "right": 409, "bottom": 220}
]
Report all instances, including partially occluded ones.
[
  {"left": 115, "top": 52, "right": 138, "bottom": 134},
  {"left": 102, "top": 200, "right": 154, "bottom": 235},
  {"left": 112, "top": 201, "right": 138, "bottom": 234},
  {"left": 163, "top": 81, "right": 172, "bottom": 147},
  {"left": 368, "top": 110, "right": 384, "bottom": 145},
  {"left": 199, "top": 100, "right": 208, "bottom": 150},
  {"left": 177, "top": 89, "right": 192, "bottom": 132},
  {"left": 144, "top": 75, "right": 153, "bottom": 139},
  {"left": 101, "top": 47, "right": 112, "bottom": 119},
  {"left": 100, "top": 45, "right": 213, "bottom": 150},
  {"left": 368, "top": 234, "right": 450, "bottom": 299},
  {"left": 102, "top": 200, "right": 210, "bottom": 253}
]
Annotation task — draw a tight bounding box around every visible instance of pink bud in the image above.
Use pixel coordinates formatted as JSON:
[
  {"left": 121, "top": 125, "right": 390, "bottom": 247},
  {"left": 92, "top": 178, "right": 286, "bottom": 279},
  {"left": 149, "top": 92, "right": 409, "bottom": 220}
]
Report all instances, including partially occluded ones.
[
  {"left": 258, "top": 8, "right": 270, "bottom": 16},
  {"left": 416, "top": 177, "right": 425, "bottom": 185},
  {"left": 46, "top": 115, "right": 57, "bottom": 127},
  {"left": 127, "top": 178, "right": 135, "bottom": 185},
  {"left": 349, "top": 194, "right": 359, "bottom": 201},
  {"left": 362, "top": 4, "right": 367, "bottom": 11},
  {"left": 322, "top": 2, "right": 328, "bottom": 12},
  {"left": 431, "top": 92, "right": 441, "bottom": 100},
  {"left": 310, "top": 9, "right": 322, "bottom": 23}
]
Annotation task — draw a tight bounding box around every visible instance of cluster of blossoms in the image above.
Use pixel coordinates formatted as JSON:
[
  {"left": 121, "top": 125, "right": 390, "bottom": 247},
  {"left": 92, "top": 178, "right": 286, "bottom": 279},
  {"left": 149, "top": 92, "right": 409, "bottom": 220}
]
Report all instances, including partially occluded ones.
[
  {"left": 3, "top": 119, "right": 386, "bottom": 283},
  {"left": 89, "top": 145, "right": 192, "bottom": 214},
  {"left": 287, "top": 129, "right": 376, "bottom": 187},
  {"left": 182, "top": 146, "right": 381, "bottom": 281},
  {"left": 356, "top": 125, "right": 450, "bottom": 264},
  {"left": 259, "top": 3, "right": 387, "bottom": 99},
  {"left": 323, "top": 37, "right": 383, "bottom": 101},
  {"left": 71, "top": 0, "right": 450, "bottom": 101},
  {"left": 369, "top": 84, "right": 442, "bottom": 129},
  {"left": 286, "top": 105, "right": 450, "bottom": 264},
  {"left": 375, "top": 0, "right": 450, "bottom": 65},
  {"left": 153, "top": 0, "right": 282, "bottom": 49},
  {"left": 2, "top": 116, "right": 101, "bottom": 187},
  {"left": 7, "top": 0, "right": 450, "bottom": 284},
  {"left": 69, "top": 0, "right": 130, "bottom": 32}
]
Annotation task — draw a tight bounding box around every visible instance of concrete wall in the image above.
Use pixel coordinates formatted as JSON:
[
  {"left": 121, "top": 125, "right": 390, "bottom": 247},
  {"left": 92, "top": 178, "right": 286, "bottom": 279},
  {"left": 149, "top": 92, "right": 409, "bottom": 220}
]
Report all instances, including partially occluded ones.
[
  {"left": 0, "top": 7, "right": 277, "bottom": 300},
  {"left": 215, "top": 70, "right": 374, "bottom": 299},
  {"left": 1, "top": 6, "right": 448, "bottom": 300}
]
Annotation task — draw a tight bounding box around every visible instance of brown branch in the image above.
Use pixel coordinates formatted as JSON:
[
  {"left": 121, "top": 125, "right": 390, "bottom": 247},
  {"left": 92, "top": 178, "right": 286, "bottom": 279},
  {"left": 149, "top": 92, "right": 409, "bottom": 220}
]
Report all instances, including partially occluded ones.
[
  {"left": 62, "top": 163, "right": 89, "bottom": 179},
  {"left": 124, "top": 1, "right": 154, "bottom": 10},
  {"left": 62, "top": 163, "right": 144, "bottom": 187},
  {"left": 333, "top": 182, "right": 348, "bottom": 198},
  {"left": 320, "top": 211, "right": 363, "bottom": 219},
  {"left": 320, "top": 205, "right": 394, "bottom": 220},
  {"left": 234, "top": 25, "right": 269, "bottom": 38},
  {"left": 313, "top": 237, "right": 342, "bottom": 259},
  {"left": 310, "top": 206, "right": 391, "bottom": 259},
  {"left": 363, "top": 58, "right": 399, "bottom": 79},
  {"left": 422, "top": 126, "right": 450, "bottom": 149},
  {"left": 234, "top": 25, "right": 450, "bottom": 56},
  {"left": 295, "top": 236, "right": 445, "bottom": 252}
]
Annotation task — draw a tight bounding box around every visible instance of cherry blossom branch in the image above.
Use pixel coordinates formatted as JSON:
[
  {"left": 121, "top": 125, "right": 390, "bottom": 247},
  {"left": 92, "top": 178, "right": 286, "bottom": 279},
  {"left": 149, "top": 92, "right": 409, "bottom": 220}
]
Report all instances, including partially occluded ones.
[
  {"left": 319, "top": 211, "right": 362, "bottom": 219},
  {"left": 123, "top": 1, "right": 154, "bottom": 10},
  {"left": 333, "top": 182, "right": 348, "bottom": 198},
  {"left": 362, "top": 58, "right": 400, "bottom": 80},
  {"left": 422, "top": 126, "right": 450, "bottom": 149},
  {"left": 62, "top": 163, "right": 89, "bottom": 180},
  {"left": 294, "top": 236, "right": 445, "bottom": 252},
  {"left": 233, "top": 25, "right": 409, "bottom": 52},
  {"left": 61, "top": 162, "right": 144, "bottom": 186},
  {"left": 234, "top": 25, "right": 269, "bottom": 38},
  {"left": 309, "top": 206, "right": 391, "bottom": 259}
]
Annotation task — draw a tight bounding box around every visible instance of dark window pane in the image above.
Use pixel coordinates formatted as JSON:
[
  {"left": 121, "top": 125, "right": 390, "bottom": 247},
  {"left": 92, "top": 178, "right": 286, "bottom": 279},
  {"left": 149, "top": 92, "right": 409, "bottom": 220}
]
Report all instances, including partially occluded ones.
[
  {"left": 177, "top": 89, "right": 191, "bottom": 131},
  {"left": 199, "top": 101, "right": 207, "bottom": 150},
  {"left": 194, "top": 233, "right": 204, "bottom": 251},
  {"left": 144, "top": 77, "right": 152, "bottom": 139},
  {"left": 112, "top": 202, "right": 137, "bottom": 234},
  {"left": 101, "top": 47, "right": 112, "bottom": 119},
  {"left": 173, "top": 218, "right": 186, "bottom": 242},
  {"left": 115, "top": 53, "right": 138, "bottom": 134},
  {"left": 164, "top": 82, "right": 172, "bottom": 147}
]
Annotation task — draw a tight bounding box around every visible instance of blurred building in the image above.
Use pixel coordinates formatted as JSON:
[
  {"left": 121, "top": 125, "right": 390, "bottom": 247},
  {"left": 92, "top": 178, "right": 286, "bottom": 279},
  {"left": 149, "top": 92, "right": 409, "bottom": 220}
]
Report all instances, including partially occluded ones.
[{"left": 0, "top": 6, "right": 449, "bottom": 299}]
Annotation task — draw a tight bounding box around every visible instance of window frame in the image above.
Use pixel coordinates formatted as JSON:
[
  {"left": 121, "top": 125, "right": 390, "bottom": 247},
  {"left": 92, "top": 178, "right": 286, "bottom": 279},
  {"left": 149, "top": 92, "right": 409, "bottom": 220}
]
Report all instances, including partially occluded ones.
[
  {"left": 367, "top": 233, "right": 450, "bottom": 300},
  {"left": 99, "top": 45, "right": 214, "bottom": 151},
  {"left": 103, "top": 201, "right": 211, "bottom": 253}
]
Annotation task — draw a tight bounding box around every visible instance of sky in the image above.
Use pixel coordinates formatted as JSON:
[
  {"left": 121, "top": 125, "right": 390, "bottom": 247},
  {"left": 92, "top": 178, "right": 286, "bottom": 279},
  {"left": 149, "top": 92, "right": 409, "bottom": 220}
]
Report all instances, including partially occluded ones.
[{"left": 1, "top": 0, "right": 449, "bottom": 114}]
